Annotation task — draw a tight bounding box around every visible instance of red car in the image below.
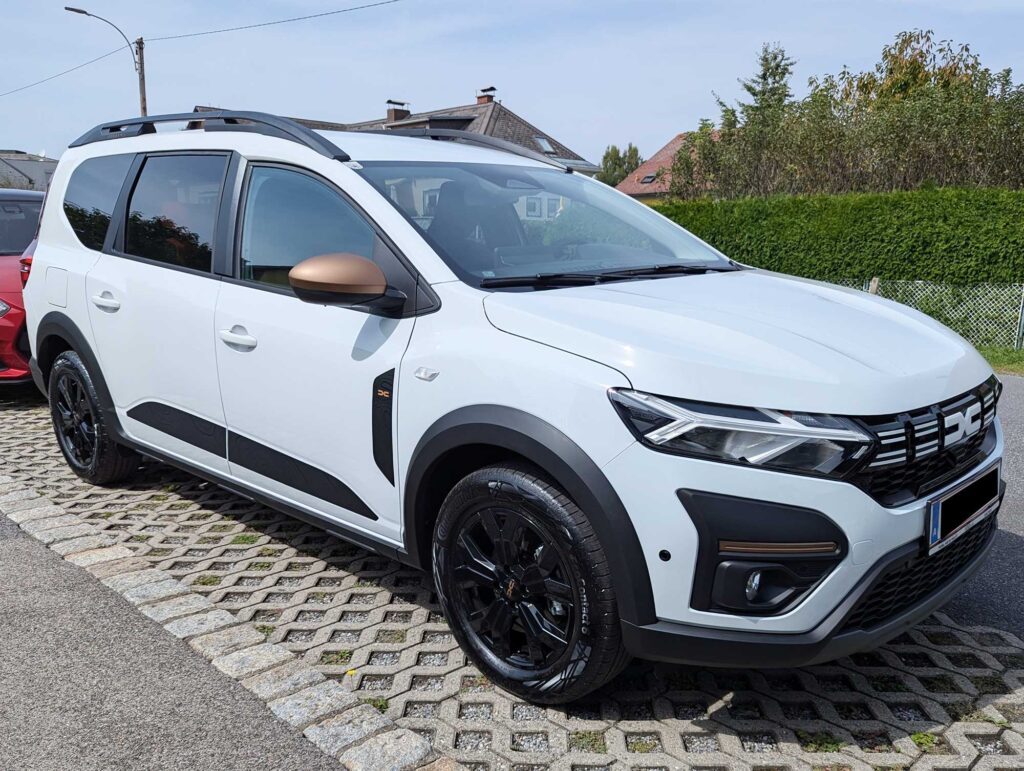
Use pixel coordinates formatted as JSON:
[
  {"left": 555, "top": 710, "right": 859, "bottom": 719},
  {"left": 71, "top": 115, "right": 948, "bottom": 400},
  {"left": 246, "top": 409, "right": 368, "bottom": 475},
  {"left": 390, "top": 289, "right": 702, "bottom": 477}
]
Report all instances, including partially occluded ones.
[{"left": 0, "top": 188, "right": 43, "bottom": 384}]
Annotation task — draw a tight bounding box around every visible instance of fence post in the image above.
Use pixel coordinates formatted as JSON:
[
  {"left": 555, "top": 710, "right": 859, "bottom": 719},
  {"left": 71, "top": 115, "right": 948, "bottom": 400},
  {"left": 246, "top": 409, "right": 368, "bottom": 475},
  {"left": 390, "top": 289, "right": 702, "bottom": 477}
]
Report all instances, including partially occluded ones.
[
  {"left": 868, "top": 277, "right": 879, "bottom": 295},
  {"left": 1016, "top": 285, "right": 1024, "bottom": 350}
]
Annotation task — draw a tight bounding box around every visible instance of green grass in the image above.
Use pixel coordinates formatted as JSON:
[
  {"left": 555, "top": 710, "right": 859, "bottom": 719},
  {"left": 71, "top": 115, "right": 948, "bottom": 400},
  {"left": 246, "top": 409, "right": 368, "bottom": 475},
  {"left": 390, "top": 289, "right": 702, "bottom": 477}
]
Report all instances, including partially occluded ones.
[
  {"left": 319, "top": 650, "right": 353, "bottom": 666},
  {"left": 568, "top": 731, "right": 607, "bottom": 753},
  {"left": 979, "top": 346, "right": 1024, "bottom": 376},
  {"left": 193, "top": 575, "right": 221, "bottom": 586},
  {"left": 796, "top": 730, "right": 845, "bottom": 753},
  {"left": 361, "top": 696, "right": 389, "bottom": 713},
  {"left": 230, "top": 534, "right": 260, "bottom": 545}
]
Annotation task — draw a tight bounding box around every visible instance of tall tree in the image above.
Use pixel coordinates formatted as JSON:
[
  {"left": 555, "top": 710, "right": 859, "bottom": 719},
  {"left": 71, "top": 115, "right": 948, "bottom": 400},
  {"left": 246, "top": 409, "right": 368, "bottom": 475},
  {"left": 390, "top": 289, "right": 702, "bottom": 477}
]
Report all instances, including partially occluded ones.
[{"left": 597, "top": 143, "right": 643, "bottom": 186}]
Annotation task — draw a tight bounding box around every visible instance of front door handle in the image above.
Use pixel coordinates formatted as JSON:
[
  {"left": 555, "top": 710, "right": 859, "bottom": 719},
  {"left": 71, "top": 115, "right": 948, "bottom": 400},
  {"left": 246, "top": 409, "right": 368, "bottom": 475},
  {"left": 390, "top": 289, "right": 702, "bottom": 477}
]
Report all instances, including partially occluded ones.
[
  {"left": 219, "top": 325, "right": 258, "bottom": 351},
  {"left": 90, "top": 291, "right": 121, "bottom": 312}
]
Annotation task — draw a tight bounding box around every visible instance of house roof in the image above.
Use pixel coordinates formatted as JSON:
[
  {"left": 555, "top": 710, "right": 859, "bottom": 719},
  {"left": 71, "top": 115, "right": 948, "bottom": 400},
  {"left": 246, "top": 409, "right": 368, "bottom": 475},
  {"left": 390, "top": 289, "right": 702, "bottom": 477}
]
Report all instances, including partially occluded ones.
[
  {"left": 193, "top": 100, "right": 599, "bottom": 173},
  {"left": 615, "top": 133, "right": 687, "bottom": 197}
]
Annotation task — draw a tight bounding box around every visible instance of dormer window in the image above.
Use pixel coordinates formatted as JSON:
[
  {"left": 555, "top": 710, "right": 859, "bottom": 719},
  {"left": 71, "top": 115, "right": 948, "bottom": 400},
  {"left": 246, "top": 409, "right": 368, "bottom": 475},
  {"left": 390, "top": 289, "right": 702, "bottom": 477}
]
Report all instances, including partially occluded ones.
[
  {"left": 534, "top": 136, "right": 555, "bottom": 154},
  {"left": 640, "top": 174, "right": 657, "bottom": 184}
]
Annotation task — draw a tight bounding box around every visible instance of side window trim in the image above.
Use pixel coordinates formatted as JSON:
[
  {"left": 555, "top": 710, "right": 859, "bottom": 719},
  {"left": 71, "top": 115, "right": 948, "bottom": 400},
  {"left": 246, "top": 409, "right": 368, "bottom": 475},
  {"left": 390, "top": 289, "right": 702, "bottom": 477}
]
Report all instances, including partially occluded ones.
[
  {"left": 107, "top": 150, "right": 233, "bottom": 278},
  {"left": 214, "top": 152, "right": 246, "bottom": 277},
  {"left": 231, "top": 161, "right": 438, "bottom": 316}
]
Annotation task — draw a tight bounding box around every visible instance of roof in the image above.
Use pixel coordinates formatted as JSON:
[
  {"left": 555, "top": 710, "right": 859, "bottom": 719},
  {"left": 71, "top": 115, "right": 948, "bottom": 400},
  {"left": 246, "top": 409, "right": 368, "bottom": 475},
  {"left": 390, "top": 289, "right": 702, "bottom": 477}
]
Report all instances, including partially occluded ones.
[
  {"left": 615, "top": 133, "right": 687, "bottom": 197},
  {"left": 0, "top": 151, "right": 58, "bottom": 192},
  {"left": 0, "top": 188, "right": 45, "bottom": 200},
  {"left": 194, "top": 102, "right": 599, "bottom": 173}
]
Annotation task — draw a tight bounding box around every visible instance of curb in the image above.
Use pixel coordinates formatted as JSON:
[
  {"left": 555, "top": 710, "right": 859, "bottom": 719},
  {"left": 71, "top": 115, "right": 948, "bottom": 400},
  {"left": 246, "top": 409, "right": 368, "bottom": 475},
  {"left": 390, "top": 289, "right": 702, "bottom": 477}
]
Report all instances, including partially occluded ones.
[{"left": 0, "top": 476, "right": 463, "bottom": 771}]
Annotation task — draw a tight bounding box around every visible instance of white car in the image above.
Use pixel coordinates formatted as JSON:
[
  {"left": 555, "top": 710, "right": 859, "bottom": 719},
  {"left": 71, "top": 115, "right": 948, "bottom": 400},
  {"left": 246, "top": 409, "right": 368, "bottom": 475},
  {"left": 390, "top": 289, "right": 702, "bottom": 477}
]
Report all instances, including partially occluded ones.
[{"left": 23, "top": 111, "right": 1004, "bottom": 703}]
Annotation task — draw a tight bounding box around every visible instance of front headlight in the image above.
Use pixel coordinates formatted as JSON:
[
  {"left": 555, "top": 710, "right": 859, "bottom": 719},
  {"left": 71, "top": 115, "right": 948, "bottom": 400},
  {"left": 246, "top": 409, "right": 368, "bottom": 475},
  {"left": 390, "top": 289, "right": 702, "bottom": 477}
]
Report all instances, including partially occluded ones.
[
  {"left": 609, "top": 389, "right": 873, "bottom": 477},
  {"left": 0, "top": 299, "right": 9, "bottom": 318}
]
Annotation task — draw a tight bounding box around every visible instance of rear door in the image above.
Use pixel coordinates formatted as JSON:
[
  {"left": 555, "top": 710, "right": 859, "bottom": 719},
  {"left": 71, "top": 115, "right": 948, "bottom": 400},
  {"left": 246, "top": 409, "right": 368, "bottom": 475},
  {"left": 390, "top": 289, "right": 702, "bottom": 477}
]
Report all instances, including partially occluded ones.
[
  {"left": 85, "top": 152, "right": 232, "bottom": 474},
  {"left": 214, "top": 163, "right": 420, "bottom": 545}
]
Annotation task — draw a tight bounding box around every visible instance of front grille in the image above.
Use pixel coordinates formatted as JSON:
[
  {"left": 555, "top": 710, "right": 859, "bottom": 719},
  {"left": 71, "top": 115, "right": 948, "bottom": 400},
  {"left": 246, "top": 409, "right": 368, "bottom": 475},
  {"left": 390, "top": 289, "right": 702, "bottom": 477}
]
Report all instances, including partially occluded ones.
[
  {"left": 850, "top": 377, "right": 999, "bottom": 506},
  {"left": 840, "top": 514, "right": 995, "bottom": 632}
]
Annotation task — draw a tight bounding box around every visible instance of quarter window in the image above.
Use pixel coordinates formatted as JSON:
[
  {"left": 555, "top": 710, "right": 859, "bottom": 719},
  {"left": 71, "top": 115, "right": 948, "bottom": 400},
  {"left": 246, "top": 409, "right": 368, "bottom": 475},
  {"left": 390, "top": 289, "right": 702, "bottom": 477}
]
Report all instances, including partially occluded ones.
[
  {"left": 239, "top": 166, "right": 375, "bottom": 287},
  {"left": 62, "top": 154, "right": 133, "bottom": 251},
  {"left": 124, "top": 154, "right": 226, "bottom": 271}
]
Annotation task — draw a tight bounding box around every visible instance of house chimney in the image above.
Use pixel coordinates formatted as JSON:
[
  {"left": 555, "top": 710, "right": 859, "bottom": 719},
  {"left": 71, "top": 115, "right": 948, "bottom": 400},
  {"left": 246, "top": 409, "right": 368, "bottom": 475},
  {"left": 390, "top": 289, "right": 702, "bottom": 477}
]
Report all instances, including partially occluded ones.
[
  {"left": 477, "top": 86, "right": 496, "bottom": 105},
  {"left": 386, "top": 99, "right": 410, "bottom": 122}
]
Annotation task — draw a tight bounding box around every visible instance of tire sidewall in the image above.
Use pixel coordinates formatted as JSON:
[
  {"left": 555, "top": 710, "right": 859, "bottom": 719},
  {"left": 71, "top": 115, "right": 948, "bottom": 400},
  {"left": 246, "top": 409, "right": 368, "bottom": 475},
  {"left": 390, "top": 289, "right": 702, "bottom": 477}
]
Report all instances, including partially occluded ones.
[
  {"left": 48, "top": 351, "right": 114, "bottom": 482},
  {"left": 433, "top": 466, "right": 608, "bottom": 702}
]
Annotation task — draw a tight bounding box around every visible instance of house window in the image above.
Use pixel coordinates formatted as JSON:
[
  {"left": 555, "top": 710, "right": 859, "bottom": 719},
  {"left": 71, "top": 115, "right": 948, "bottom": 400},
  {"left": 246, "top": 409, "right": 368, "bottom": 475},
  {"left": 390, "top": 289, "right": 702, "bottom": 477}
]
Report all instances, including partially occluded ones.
[
  {"left": 534, "top": 136, "right": 555, "bottom": 155},
  {"left": 640, "top": 174, "right": 657, "bottom": 184},
  {"left": 547, "top": 197, "right": 560, "bottom": 218},
  {"left": 525, "top": 197, "right": 542, "bottom": 218}
]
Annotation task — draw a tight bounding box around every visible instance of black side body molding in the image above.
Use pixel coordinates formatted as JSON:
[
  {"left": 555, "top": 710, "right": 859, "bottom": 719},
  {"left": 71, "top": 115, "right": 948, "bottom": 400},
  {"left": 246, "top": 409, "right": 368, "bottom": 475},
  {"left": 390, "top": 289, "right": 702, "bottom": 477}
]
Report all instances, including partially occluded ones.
[
  {"left": 127, "top": 402, "right": 226, "bottom": 457},
  {"left": 403, "top": 405, "right": 657, "bottom": 626},
  {"left": 227, "top": 432, "right": 377, "bottom": 521},
  {"left": 372, "top": 369, "right": 396, "bottom": 484}
]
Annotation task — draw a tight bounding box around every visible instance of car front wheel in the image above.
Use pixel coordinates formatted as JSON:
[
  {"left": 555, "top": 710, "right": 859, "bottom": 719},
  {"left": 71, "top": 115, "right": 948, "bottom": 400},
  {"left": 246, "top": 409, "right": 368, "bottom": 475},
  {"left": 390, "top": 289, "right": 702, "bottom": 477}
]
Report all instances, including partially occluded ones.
[{"left": 433, "top": 462, "right": 630, "bottom": 703}]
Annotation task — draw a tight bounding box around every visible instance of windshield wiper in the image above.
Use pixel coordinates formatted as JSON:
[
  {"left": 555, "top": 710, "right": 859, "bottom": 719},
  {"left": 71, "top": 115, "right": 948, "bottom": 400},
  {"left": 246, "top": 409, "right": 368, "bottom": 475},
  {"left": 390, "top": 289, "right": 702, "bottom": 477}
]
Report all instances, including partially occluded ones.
[
  {"left": 601, "top": 262, "right": 742, "bottom": 278},
  {"left": 479, "top": 272, "right": 621, "bottom": 288}
]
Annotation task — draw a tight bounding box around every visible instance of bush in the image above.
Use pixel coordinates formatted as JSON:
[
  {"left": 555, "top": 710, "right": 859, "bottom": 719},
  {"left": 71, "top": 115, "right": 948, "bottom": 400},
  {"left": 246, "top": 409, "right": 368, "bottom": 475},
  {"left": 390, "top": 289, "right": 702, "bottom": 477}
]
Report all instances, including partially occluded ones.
[{"left": 655, "top": 187, "right": 1024, "bottom": 285}]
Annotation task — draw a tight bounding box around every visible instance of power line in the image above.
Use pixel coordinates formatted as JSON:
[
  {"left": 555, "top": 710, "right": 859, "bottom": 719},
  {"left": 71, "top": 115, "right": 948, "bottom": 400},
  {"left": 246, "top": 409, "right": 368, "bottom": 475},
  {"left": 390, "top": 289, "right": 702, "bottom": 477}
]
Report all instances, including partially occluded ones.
[
  {"left": 0, "top": 45, "right": 127, "bottom": 99},
  {"left": 0, "top": 0, "right": 407, "bottom": 100},
  {"left": 147, "top": 0, "right": 406, "bottom": 41}
]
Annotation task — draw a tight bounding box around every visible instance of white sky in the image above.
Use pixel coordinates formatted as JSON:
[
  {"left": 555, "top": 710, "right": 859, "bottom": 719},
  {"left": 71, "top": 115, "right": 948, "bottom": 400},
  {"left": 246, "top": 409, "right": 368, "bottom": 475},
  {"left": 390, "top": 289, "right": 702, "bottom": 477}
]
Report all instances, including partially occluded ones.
[{"left": 3, "top": 0, "right": 1024, "bottom": 163}]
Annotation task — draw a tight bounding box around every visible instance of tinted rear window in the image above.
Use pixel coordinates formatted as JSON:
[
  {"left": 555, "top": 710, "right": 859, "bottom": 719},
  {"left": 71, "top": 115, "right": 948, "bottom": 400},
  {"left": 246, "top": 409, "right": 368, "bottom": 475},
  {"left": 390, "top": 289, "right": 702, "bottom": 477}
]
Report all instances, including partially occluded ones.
[
  {"left": 0, "top": 199, "right": 42, "bottom": 255},
  {"left": 63, "top": 154, "right": 134, "bottom": 251},
  {"left": 124, "top": 154, "right": 226, "bottom": 272}
]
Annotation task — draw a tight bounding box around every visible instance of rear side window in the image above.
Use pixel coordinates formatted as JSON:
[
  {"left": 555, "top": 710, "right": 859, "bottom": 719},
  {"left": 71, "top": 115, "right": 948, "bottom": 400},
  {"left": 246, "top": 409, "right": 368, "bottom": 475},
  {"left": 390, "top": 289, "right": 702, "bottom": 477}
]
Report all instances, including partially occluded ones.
[
  {"left": 0, "top": 198, "right": 42, "bottom": 256},
  {"left": 124, "top": 154, "right": 227, "bottom": 272},
  {"left": 63, "top": 154, "right": 133, "bottom": 251}
]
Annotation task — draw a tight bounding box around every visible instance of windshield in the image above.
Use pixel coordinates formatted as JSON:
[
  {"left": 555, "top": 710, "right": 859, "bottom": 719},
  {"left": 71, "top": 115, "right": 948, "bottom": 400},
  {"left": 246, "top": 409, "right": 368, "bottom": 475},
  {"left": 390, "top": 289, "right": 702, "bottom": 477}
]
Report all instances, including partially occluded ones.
[
  {"left": 356, "top": 162, "right": 730, "bottom": 287},
  {"left": 0, "top": 198, "right": 42, "bottom": 256}
]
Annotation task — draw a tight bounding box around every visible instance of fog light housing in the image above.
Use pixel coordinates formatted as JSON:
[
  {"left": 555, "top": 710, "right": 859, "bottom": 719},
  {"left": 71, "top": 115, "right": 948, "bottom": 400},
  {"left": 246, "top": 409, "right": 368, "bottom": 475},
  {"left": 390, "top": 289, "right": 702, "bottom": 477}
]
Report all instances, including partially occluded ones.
[{"left": 745, "top": 570, "right": 762, "bottom": 601}]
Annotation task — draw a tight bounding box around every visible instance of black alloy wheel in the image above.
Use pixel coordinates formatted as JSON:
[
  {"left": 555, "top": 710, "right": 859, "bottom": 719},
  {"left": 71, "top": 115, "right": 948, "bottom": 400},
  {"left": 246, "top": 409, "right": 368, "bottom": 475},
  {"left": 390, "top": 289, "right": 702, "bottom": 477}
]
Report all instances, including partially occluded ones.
[
  {"left": 53, "top": 370, "right": 97, "bottom": 469},
  {"left": 450, "top": 505, "right": 576, "bottom": 671}
]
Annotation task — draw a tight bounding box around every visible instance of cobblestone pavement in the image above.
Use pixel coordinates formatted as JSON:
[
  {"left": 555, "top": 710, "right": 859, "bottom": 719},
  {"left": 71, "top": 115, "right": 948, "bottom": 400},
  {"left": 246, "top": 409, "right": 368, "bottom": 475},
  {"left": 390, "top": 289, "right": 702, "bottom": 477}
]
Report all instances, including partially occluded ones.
[{"left": 4, "top": 384, "right": 1024, "bottom": 770}]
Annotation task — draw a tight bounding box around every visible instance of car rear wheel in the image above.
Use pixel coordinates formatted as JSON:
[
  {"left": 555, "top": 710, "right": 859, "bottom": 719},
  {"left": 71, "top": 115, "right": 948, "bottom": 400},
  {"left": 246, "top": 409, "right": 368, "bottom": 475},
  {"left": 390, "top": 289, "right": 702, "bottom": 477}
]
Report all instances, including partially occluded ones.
[
  {"left": 48, "top": 350, "right": 139, "bottom": 485},
  {"left": 433, "top": 462, "right": 630, "bottom": 703}
]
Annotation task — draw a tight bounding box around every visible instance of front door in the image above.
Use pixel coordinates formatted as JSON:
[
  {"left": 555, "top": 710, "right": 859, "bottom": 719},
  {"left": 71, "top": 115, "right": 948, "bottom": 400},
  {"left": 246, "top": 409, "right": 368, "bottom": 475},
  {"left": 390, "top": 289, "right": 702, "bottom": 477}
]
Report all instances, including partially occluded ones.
[
  {"left": 86, "top": 152, "right": 230, "bottom": 474},
  {"left": 214, "top": 164, "right": 416, "bottom": 545}
]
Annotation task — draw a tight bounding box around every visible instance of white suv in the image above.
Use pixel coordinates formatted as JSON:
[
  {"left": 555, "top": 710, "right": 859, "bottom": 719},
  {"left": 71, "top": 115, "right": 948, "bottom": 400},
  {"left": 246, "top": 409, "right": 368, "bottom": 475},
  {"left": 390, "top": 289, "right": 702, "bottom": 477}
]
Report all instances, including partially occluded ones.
[{"left": 24, "top": 111, "right": 1004, "bottom": 703}]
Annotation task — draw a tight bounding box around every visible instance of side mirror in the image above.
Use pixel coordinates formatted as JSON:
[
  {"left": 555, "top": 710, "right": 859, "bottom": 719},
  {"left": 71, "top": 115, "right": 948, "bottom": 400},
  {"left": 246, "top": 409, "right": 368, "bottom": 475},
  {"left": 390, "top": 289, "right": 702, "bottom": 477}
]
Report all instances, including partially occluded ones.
[{"left": 288, "top": 253, "right": 405, "bottom": 313}]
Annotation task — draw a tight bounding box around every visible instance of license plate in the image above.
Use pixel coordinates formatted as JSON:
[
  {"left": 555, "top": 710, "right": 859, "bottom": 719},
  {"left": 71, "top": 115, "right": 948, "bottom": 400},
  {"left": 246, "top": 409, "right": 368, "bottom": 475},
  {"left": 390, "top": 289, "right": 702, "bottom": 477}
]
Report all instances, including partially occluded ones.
[{"left": 926, "top": 463, "right": 1001, "bottom": 555}]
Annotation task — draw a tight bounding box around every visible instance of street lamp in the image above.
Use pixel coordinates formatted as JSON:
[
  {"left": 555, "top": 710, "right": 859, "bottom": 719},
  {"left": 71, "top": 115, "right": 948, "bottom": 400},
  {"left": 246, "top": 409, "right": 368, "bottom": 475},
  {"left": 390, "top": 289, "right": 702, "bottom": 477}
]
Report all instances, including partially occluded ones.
[{"left": 65, "top": 6, "right": 147, "bottom": 115}]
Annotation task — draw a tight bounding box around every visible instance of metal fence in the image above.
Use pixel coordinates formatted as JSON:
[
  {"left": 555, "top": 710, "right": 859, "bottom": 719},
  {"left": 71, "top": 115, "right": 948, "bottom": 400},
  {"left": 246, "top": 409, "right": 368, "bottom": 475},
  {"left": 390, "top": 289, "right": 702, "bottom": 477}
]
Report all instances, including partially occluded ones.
[{"left": 823, "top": 278, "right": 1024, "bottom": 349}]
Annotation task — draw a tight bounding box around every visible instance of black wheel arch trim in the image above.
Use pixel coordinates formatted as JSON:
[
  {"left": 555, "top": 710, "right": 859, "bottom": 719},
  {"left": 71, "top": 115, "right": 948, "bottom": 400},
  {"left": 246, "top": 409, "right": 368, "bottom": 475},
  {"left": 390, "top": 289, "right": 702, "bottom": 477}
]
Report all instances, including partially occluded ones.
[{"left": 403, "top": 404, "right": 657, "bottom": 626}]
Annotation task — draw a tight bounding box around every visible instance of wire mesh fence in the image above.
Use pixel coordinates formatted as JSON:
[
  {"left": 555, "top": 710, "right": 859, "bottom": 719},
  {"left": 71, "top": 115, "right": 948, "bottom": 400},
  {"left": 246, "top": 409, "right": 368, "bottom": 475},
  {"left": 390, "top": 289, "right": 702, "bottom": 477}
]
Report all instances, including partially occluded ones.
[{"left": 821, "top": 278, "right": 1024, "bottom": 349}]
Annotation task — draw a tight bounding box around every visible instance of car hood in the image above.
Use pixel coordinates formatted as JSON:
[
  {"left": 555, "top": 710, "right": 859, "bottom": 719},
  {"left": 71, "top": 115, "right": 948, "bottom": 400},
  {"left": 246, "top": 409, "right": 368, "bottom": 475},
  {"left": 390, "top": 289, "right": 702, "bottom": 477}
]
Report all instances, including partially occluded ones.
[
  {"left": 0, "top": 255, "right": 24, "bottom": 295},
  {"left": 483, "top": 269, "right": 993, "bottom": 415}
]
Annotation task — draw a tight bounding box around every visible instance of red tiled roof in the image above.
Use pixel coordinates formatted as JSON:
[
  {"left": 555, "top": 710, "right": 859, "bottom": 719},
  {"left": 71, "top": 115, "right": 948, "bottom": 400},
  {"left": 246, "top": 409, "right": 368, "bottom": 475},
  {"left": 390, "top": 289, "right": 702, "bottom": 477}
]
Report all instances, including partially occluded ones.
[{"left": 615, "top": 133, "right": 687, "bottom": 196}]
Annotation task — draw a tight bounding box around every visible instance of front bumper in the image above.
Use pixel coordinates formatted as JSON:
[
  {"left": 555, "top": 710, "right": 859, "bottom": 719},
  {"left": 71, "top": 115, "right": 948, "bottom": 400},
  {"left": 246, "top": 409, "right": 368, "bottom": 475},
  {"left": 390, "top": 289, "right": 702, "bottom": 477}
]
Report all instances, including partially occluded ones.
[
  {"left": 621, "top": 504, "right": 998, "bottom": 667},
  {"left": 0, "top": 299, "right": 31, "bottom": 383}
]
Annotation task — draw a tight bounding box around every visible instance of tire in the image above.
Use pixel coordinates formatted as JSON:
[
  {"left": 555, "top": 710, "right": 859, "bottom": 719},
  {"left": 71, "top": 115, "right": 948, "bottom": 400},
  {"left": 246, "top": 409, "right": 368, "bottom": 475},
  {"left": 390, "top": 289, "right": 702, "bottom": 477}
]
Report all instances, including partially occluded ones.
[
  {"left": 433, "top": 462, "right": 630, "bottom": 703},
  {"left": 48, "top": 350, "right": 139, "bottom": 485}
]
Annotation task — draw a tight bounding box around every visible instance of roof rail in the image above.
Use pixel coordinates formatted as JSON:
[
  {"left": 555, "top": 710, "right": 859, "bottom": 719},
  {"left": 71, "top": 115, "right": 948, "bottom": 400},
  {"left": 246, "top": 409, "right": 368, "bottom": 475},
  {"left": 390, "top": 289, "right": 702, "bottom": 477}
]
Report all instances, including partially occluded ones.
[
  {"left": 69, "top": 111, "right": 351, "bottom": 162},
  {"left": 355, "top": 128, "right": 572, "bottom": 172}
]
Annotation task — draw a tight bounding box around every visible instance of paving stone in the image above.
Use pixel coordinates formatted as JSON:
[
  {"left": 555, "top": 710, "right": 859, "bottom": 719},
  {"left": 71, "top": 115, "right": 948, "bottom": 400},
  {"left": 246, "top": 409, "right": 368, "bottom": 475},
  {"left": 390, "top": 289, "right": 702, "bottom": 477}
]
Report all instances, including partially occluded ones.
[
  {"left": 140, "top": 592, "right": 212, "bottom": 623},
  {"left": 191, "top": 624, "right": 266, "bottom": 659},
  {"left": 21, "top": 514, "right": 80, "bottom": 534},
  {"left": 2, "top": 495, "right": 53, "bottom": 514},
  {"left": 416, "top": 760, "right": 465, "bottom": 771},
  {"left": 213, "top": 643, "right": 294, "bottom": 680},
  {"left": 303, "top": 703, "right": 391, "bottom": 755},
  {"left": 242, "top": 659, "right": 327, "bottom": 701},
  {"left": 121, "top": 578, "right": 189, "bottom": 606},
  {"left": 33, "top": 523, "right": 96, "bottom": 544},
  {"left": 0, "top": 488, "right": 38, "bottom": 505},
  {"left": 268, "top": 680, "right": 358, "bottom": 728},
  {"left": 6, "top": 504, "right": 66, "bottom": 524},
  {"left": 164, "top": 609, "right": 238, "bottom": 640},
  {"left": 86, "top": 557, "right": 153, "bottom": 580},
  {"left": 50, "top": 533, "right": 113, "bottom": 556},
  {"left": 339, "top": 727, "right": 432, "bottom": 770},
  {"left": 66, "top": 545, "right": 134, "bottom": 567},
  {"left": 102, "top": 568, "right": 168, "bottom": 593}
]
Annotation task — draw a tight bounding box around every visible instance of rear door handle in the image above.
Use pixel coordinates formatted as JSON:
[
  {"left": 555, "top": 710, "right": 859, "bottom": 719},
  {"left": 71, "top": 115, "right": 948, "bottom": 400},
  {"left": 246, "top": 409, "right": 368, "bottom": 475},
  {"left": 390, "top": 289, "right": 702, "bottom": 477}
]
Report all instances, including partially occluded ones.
[
  {"left": 219, "top": 325, "right": 258, "bottom": 351},
  {"left": 90, "top": 292, "right": 121, "bottom": 312}
]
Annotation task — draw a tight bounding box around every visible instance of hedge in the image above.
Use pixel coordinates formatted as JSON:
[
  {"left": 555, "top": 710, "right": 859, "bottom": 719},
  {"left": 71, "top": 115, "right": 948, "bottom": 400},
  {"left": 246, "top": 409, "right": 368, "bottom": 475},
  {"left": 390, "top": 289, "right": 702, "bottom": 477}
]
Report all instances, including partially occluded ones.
[{"left": 653, "top": 188, "right": 1024, "bottom": 285}]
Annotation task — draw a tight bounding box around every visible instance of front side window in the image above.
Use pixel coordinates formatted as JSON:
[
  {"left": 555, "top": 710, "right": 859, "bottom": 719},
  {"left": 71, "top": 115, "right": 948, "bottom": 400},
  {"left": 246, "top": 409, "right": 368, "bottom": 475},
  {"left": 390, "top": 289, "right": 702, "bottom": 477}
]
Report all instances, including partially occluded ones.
[
  {"left": 124, "top": 154, "right": 226, "bottom": 271},
  {"left": 238, "top": 166, "right": 375, "bottom": 287},
  {"left": 63, "top": 153, "right": 133, "bottom": 251},
  {"left": 356, "top": 161, "right": 730, "bottom": 286},
  {"left": 0, "top": 198, "right": 42, "bottom": 256}
]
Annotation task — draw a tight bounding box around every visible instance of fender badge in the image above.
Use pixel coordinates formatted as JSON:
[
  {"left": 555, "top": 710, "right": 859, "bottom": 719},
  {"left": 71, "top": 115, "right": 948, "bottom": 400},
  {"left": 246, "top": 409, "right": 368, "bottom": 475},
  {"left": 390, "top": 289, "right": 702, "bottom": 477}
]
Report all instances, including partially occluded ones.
[{"left": 414, "top": 367, "right": 440, "bottom": 382}]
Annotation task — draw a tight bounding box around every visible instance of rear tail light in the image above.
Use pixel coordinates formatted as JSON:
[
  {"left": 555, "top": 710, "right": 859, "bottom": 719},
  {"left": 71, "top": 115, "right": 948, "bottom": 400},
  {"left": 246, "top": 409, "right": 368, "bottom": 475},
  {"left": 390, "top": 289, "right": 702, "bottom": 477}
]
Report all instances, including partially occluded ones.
[{"left": 19, "top": 239, "right": 35, "bottom": 288}]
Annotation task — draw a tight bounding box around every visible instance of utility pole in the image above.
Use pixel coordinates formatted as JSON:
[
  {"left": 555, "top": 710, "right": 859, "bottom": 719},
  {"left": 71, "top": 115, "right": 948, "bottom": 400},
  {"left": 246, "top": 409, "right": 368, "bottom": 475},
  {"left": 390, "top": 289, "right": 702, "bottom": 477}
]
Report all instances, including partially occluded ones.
[
  {"left": 135, "top": 37, "right": 147, "bottom": 116},
  {"left": 65, "top": 7, "right": 147, "bottom": 116}
]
